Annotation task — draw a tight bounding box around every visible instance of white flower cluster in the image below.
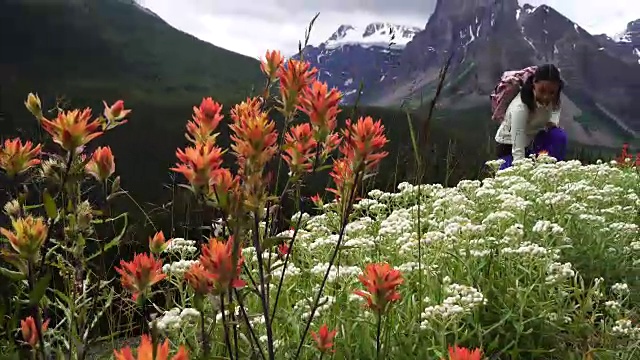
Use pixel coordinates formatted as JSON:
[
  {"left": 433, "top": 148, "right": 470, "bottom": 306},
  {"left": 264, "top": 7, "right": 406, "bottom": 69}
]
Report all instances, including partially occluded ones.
[
  {"left": 162, "top": 260, "right": 198, "bottom": 277},
  {"left": 293, "top": 295, "right": 336, "bottom": 321},
  {"left": 153, "top": 307, "right": 200, "bottom": 331},
  {"left": 502, "top": 241, "right": 550, "bottom": 257},
  {"left": 309, "top": 263, "right": 361, "bottom": 282},
  {"left": 612, "top": 282, "right": 630, "bottom": 295},
  {"left": 611, "top": 319, "right": 640, "bottom": 338},
  {"left": 164, "top": 238, "right": 198, "bottom": 256},
  {"left": 532, "top": 220, "right": 564, "bottom": 235},
  {"left": 269, "top": 259, "right": 301, "bottom": 280},
  {"left": 420, "top": 283, "right": 486, "bottom": 328},
  {"left": 545, "top": 262, "right": 575, "bottom": 284}
]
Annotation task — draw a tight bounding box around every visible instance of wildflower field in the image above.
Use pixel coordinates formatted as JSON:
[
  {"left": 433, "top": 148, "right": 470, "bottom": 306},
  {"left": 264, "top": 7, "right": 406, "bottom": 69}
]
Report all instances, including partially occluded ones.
[{"left": 0, "top": 50, "right": 639, "bottom": 360}]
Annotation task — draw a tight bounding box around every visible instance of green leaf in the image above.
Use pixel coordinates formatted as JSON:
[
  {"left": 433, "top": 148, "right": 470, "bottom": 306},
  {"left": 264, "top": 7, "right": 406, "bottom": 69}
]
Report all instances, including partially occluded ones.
[
  {"left": 43, "top": 191, "right": 57, "bottom": 219},
  {"left": 405, "top": 110, "right": 422, "bottom": 165},
  {"left": 23, "top": 203, "right": 44, "bottom": 211},
  {"left": 111, "top": 176, "right": 121, "bottom": 194},
  {"left": 107, "top": 190, "right": 126, "bottom": 202},
  {"left": 29, "top": 272, "right": 52, "bottom": 305},
  {"left": 0, "top": 267, "right": 26, "bottom": 281},
  {"left": 0, "top": 250, "right": 28, "bottom": 274},
  {"left": 87, "top": 213, "right": 128, "bottom": 261},
  {"left": 315, "top": 164, "right": 333, "bottom": 172},
  {"left": 362, "top": 172, "right": 378, "bottom": 181},
  {"left": 261, "top": 236, "right": 291, "bottom": 252},
  {"left": 0, "top": 300, "right": 5, "bottom": 328}
]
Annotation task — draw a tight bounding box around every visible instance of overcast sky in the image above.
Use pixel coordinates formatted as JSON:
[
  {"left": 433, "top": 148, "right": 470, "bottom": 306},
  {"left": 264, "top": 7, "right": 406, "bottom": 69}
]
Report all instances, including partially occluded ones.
[{"left": 139, "top": 0, "right": 639, "bottom": 59}]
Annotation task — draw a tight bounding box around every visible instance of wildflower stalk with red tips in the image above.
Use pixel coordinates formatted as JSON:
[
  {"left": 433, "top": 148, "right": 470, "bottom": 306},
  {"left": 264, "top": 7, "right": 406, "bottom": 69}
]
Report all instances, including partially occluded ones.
[
  {"left": 294, "top": 115, "right": 389, "bottom": 360},
  {"left": 113, "top": 334, "right": 189, "bottom": 360},
  {"left": 229, "top": 97, "right": 279, "bottom": 212},
  {"left": 311, "top": 324, "right": 337, "bottom": 356},
  {"left": 114, "top": 253, "right": 166, "bottom": 304},
  {"left": 354, "top": 263, "right": 404, "bottom": 359},
  {"left": 186, "top": 97, "right": 224, "bottom": 145},
  {"left": 2, "top": 215, "right": 50, "bottom": 358},
  {"left": 260, "top": 50, "right": 285, "bottom": 99},
  {"left": 443, "top": 345, "right": 483, "bottom": 360}
]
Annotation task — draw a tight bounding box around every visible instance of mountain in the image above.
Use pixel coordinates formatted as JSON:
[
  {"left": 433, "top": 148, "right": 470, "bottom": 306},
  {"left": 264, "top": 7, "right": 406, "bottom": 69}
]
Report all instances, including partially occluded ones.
[
  {"left": 0, "top": 0, "right": 263, "bottom": 108},
  {"left": 319, "top": 0, "right": 639, "bottom": 146},
  {"left": 294, "top": 23, "right": 421, "bottom": 103},
  {"left": 594, "top": 19, "right": 640, "bottom": 65},
  {"left": 0, "top": 0, "right": 264, "bottom": 203}
]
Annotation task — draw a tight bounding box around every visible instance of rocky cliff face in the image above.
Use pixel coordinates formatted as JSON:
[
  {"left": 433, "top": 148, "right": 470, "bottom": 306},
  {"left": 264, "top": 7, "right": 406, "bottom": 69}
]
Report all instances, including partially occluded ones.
[
  {"left": 363, "top": 0, "right": 640, "bottom": 143},
  {"left": 594, "top": 19, "right": 640, "bottom": 65},
  {"left": 292, "top": 23, "right": 421, "bottom": 103}
]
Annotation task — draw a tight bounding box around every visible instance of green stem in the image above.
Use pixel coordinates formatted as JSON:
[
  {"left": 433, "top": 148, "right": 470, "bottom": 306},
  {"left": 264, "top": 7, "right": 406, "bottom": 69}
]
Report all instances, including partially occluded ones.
[
  {"left": 376, "top": 313, "right": 382, "bottom": 360},
  {"left": 220, "top": 294, "right": 234, "bottom": 360},
  {"left": 200, "top": 310, "right": 210, "bottom": 356},
  {"left": 27, "top": 261, "right": 47, "bottom": 360}
]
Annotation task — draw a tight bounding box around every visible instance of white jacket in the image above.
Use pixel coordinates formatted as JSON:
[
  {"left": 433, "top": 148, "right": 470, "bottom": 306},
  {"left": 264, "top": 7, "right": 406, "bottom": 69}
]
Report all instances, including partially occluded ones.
[{"left": 494, "top": 95, "right": 561, "bottom": 161}]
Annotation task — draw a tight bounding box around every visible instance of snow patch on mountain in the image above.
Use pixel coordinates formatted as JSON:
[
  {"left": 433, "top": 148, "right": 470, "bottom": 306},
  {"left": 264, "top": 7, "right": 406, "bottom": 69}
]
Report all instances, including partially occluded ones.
[
  {"left": 613, "top": 30, "right": 633, "bottom": 43},
  {"left": 323, "top": 22, "right": 421, "bottom": 49}
]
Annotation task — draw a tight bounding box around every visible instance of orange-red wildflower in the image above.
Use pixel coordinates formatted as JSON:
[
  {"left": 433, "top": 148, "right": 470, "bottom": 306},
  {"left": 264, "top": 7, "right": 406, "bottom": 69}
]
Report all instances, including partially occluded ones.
[
  {"left": 113, "top": 334, "right": 189, "bottom": 360},
  {"left": 298, "top": 80, "right": 342, "bottom": 138},
  {"left": 277, "top": 243, "right": 290, "bottom": 259},
  {"left": 229, "top": 102, "right": 278, "bottom": 169},
  {"left": 260, "top": 50, "right": 285, "bottom": 81},
  {"left": 20, "top": 316, "right": 49, "bottom": 348},
  {"left": 277, "top": 59, "right": 318, "bottom": 116},
  {"left": 208, "top": 167, "right": 241, "bottom": 210},
  {"left": 282, "top": 123, "right": 317, "bottom": 176},
  {"left": 198, "top": 236, "right": 245, "bottom": 295},
  {"left": 310, "top": 194, "right": 323, "bottom": 208},
  {"left": 230, "top": 97, "right": 264, "bottom": 124},
  {"left": 148, "top": 231, "right": 170, "bottom": 254},
  {"left": 444, "top": 345, "right": 483, "bottom": 360},
  {"left": 210, "top": 168, "right": 239, "bottom": 194},
  {"left": 184, "top": 262, "right": 214, "bottom": 295},
  {"left": 616, "top": 143, "right": 640, "bottom": 168},
  {"left": 85, "top": 146, "right": 115, "bottom": 182},
  {"left": 340, "top": 116, "right": 389, "bottom": 171},
  {"left": 115, "top": 253, "right": 166, "bottom": 302},
  {"left": 41, "top": 108, "right": 103, "bottom": 151},
  {"left": 0, "top": 138, "right": 42, "bottom": 177},
  {"left": 103, "top": 100, "right": 131, "bottom": 129},
  {"left": 0, "top": 215, "right": 48, "bottom": 260},
  {"left": 353, "top": 263, "right": 403, "bottom": 315},
  {"left": 171, "top": 140, "right": 224, "bottom": 191},
  {"left": 310, "top": 324, "right": 337, "bottom": 354},
  {"left": 186, "top": 97, "right": 224, "bottom": 145},
  {"left": 326, "top": 157, "right": 355, "bottom": 201}
]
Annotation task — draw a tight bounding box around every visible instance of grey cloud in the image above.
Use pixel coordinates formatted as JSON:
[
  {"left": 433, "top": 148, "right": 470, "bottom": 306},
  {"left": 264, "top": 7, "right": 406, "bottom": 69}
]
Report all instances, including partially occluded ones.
[{"left": 163, "top": 0, "right": 436, "bottom": 19}]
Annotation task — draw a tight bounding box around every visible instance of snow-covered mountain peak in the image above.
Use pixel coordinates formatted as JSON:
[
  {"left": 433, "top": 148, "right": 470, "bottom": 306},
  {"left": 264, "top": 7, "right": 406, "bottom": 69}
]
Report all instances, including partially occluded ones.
[
  {"left": 323, "top": 23, "right": 422, "bottom": 50},
  {"left": 613, "top": 29, "right": 633, "bottom": 43}
]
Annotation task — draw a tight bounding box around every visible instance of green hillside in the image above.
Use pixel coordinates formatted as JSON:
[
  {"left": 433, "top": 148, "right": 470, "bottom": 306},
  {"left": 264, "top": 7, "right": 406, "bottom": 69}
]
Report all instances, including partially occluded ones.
[
  {"left": 0, "top": 0, "right": 625, "bottom": 205},
  {"left": 0, "top": 0, "right": 263, "bottom": 106}
]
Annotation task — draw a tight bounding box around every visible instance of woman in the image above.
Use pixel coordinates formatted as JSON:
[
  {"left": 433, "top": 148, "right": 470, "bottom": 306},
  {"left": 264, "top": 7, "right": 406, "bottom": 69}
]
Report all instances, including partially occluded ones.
[{"left": 494, "top": 64, "right": 568, "bottom": 169}]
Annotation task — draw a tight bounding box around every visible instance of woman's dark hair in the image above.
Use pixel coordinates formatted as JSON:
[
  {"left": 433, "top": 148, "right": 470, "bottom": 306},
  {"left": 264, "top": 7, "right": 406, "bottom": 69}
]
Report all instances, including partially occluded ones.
[{"left": 520, "top": 63, "right": 564, "bottom": 112}]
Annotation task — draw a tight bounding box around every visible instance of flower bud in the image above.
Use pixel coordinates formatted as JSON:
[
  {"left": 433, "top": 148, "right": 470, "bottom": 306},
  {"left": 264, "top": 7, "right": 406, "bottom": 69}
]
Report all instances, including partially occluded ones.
[
  {"left": 24, "top": 93, "right": 42, "bottom": 119},
  {"left": 85, "top": 146, "right": 115, "bottom": 182},
  {"left": 3, "top": 199, "right": 21, "bottom": 218},
  {"left": 149, "top": 231, "right": 169, "bottom": 254},
  {"left": 76, "top": 200, "right": 93, "bottom": 232}
]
